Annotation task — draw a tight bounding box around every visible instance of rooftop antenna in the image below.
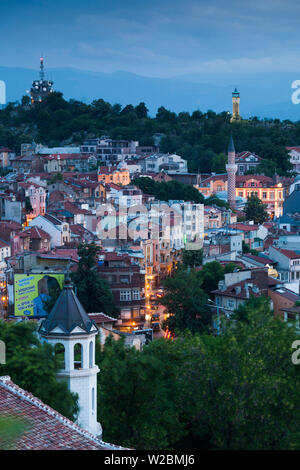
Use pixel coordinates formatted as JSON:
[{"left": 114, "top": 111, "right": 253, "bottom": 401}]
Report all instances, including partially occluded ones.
[{"left": 40, "top": 55, "right": 45, "bottom": 81}]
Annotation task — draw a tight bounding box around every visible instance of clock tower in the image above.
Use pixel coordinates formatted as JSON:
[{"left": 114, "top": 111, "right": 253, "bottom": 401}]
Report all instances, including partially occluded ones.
[{"left": 230, "top": 88, "right": 241, "bottom": 122}]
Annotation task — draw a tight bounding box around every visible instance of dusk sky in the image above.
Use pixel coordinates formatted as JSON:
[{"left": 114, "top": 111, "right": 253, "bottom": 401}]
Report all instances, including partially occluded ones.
[{"left": 1, "top": 0, "right": 300, "bottom": 78}]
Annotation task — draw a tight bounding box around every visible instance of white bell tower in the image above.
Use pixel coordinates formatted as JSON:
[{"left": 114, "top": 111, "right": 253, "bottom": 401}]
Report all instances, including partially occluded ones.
[{"left": 39, "top": 276, "right": 102, "bottom": 437}]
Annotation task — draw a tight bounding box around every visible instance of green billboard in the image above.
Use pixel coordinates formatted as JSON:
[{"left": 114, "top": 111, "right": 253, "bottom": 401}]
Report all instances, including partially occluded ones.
[{"left": 14, "top": 273, "right": 64, "bottom": 317}]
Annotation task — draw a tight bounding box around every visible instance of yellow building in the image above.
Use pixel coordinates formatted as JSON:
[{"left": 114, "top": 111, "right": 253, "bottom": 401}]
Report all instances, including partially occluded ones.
[
  {"left": 196, "top": 174, "right": 284, "bottom": 218},
  {"left": 98, "top": 164, "right": 130, "bottom": 186}
]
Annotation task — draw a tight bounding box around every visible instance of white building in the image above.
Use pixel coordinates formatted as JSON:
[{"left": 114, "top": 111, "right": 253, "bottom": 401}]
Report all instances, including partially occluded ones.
[
  {"left": 269, "top": 245, "right": 300, "bottom": 285},
  {"left": 141, "top": 153, "right": 188, "bottom": 174},
  {"left": 287, "top": 147, "right": 300, "bottom": 173},
  {"left": 29, "top": 214, "right": 70, "bottom": 248},
  {"left": 148, "top": 200, "right": 204, "bottom": 249}
]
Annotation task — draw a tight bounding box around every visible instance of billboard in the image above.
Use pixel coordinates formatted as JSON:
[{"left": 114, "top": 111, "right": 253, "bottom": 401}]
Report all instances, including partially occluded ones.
[{"left": 14, "top": 273, "right": 65, "bottom": 317}]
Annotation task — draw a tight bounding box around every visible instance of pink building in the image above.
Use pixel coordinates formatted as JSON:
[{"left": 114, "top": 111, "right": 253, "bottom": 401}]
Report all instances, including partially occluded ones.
[{"left": 19, "top": 182, "right": 47, "bottom": 219}]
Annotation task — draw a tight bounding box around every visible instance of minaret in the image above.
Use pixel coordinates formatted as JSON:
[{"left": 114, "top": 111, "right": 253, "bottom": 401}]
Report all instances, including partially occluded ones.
[
  {"left": 38, "top": 276, "right": 102, "bottom": 437},
  {"left": 226, "top": 134, "right": 237, "bottom": 209},
  {"left": 230, "top": 88, "right": 241, "bottom": 122}
]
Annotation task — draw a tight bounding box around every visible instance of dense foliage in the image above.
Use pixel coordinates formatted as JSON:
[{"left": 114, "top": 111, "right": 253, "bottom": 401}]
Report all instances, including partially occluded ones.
[
  {"left": 97, "top": 297, "right": 300, "bottom": 449},
  {"left": 244, "top": 193, "right": 269, "bottom": 224},
  {"left": 132, "top": 177, "right": 204, "bottom": 203},
  {"left": 161, "top": 262, "right": 241, "bottom": 334},
  {"left": 0, "top": 321, "right": 78, "bottom": 420},
  {"left": 181, "top": 248, "right": 203, "bottom": 268},
  {"left": 0, "top": 92, "right": 296, "bottom": 175},
  {"left": 71, "top": 242, "right": 118, "bottom": 316}
]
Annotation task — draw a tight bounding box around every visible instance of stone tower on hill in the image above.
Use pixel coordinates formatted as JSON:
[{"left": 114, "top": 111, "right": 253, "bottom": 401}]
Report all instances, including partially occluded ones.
[{"left": 230, "top": 88, "right": 241, "bottom": 122}]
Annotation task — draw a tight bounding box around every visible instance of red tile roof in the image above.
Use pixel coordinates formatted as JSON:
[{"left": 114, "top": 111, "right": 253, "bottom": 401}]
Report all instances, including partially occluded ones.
[
  {"left": 0, "top": 239, "right": 9, "bottom": 248},
  {"left": 274, "top": 248, "right": 300, "bottom": 259},
  {"left": 228, "top": 223, "right": 259, "bottom": 231},
  {"left": 0, "top": 376, "right": 123, "bottom": 450},
  {"left": 243, "top": 254, "right": 275, "bottom": 265},
  {"left": 18, "top": 226, "right": 50, "bottom": 240},
  {"left": 212, "top": 280, "right": 261, "bottom": 299},
  {"left": 88, "top": 313, "right": 117, "bottom": 323}
]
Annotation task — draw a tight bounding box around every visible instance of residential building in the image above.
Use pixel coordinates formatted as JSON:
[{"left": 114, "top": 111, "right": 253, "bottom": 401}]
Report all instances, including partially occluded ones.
[
  {"left": 235, "top": 151, "right": 261, "bottom": 175},
  {"left": 13, "top": 226, "right": 51, "bottom": 254},
  {"left": 287, "top": 146, "right": 300, "bottom": 173},
  {"left": 197, "top": 174, "right": 285, "bottom": 217},
  {"left": 18, "top": 181, "right": 46, "bottom": 221},
  {"left": 98, "top": 164, "right": 130, "bottom": 186},
  {"left": 140, "top": 153, "right": 188, "bottom": 174},
  {"left": 0, "top": 147, "right": 15, "bottom": 167},
  {"left": 212, "top": 268, "right": 271, "bottom": 316},
  {"left": 81, "top": 137, "right": 139, "bottom": 163},
  {"left": 268, "top": 286, "right": 300, "bottom": 318},
  {"left": 29, "top": 214, "right": 70, "bottom": 247},
  {"left": 204, "top": 206, "right": 223, "bottom": 230},
  {"left": 228, "top": 223, "right": 268, "bottom": 251},
  {"left": 97, "top": 252, "right": 145, "bottom": 332}
]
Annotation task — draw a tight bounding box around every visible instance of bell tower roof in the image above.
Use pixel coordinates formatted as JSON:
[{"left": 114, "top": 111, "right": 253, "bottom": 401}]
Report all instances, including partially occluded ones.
[{"left": 39, "top": 276, "right": 97, "bottom": 336}]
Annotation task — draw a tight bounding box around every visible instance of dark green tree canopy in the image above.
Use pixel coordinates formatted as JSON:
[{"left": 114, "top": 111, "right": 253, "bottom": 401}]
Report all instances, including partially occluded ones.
[
  {"left": 71, "top": 242, "right": 118, "bottom": 316},
  {"left": 0, "top": 93, "right": 295, "bottom": 175},
  {"left": 97, "top": 298, "right": 300, "bottom": 450},
  {"left": 0, "top": 321, "right": 78, "bottom": 421},
  {"left": 244, "top": 193, "right": 269, "bottom": 224}
]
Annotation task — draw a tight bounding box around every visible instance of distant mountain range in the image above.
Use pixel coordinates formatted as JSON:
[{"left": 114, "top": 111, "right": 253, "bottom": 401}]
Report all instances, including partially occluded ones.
[{"left": 0, "top": 66, "right": 300, "bottom": 121}]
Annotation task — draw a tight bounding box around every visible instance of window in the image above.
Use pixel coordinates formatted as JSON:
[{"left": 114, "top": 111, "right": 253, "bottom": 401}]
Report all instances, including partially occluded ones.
[
  {"left": 120, "top": 290, "right": 131, "bottom": 301},
  {"left": 132, "top": 290, "right": 140, "bottom": 300},
  {"left": 74, "top": 343, "right": 83, "bottom": 369},
  {"left": 54, "top": 343, "right": 65, "bottom": 370},
  {"left": 89, "top": 341, "right": 93, "bottom": 368},
  {"left": 262, "top": 192, "right": 267, "bottom": 199}
]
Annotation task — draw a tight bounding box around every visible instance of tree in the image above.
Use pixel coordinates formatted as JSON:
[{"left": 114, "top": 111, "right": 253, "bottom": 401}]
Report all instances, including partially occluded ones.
[
  {"left": 135, "top": 102, "right": 148, "bottom": 119},
  {"left": 96, "top": 299, "right": 300, "bottom": 450},
  {"left": 184, "top": 301, "right": 300, "bottom": 450},
  {"left": 233, "top": 295, "right": 271, "bottom": 323},
  {"left": 198, "top": 261, "right": 225, "bottom": 295},
  {"left": 244, "top": 193, "right": 268, "bottom": 224},
  {"left": 162, "top": 268, "right": 210, "bottom": 334},
  {"left": 0, "top": 321, "right": 78, "bottom": 420},
  {"left": 96, "top": 336, "right": 185, "bottom": 450},
  {"left": 71, "top": 243, "right": 117, "bottom": 316},
  {"left": 181, "top": 248, "right": 203, "bottom": 268}
]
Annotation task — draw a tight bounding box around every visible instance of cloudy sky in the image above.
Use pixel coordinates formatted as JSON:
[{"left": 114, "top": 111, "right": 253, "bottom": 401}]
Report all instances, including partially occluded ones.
[{"left": 1, "top": 0, "right": 300, "bottom": 78}]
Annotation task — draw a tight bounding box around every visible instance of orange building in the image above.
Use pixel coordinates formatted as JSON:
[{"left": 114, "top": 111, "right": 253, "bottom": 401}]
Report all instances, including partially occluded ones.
[
  {"left": 196, "top": 174, "right": 284, "bottom": 218},
  {"left": 97, "top": 164, "right": 130, "bottom": 186}
]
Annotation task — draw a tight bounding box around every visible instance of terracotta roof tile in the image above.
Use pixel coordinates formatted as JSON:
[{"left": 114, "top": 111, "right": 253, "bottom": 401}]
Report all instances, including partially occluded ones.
[{"left": 0, "top": 376, "right": 124, "bottom": 450}]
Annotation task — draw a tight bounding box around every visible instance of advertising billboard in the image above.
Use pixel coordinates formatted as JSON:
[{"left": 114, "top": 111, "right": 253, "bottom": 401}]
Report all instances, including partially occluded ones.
[{"left": 14, "top": 273, "right": 65, "bottom": 317}]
